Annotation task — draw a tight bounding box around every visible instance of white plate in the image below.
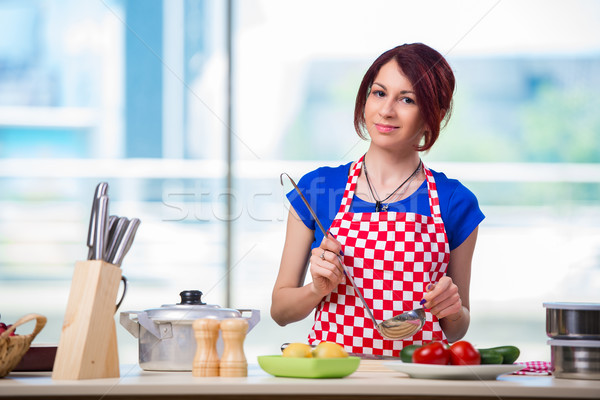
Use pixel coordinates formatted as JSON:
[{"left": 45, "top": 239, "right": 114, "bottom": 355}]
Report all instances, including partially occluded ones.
[{"left": 384, "top": 361, "right": 524, "bottom": 380}]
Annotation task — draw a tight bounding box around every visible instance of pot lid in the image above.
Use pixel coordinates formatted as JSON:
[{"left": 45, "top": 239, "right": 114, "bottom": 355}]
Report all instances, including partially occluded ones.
[
  {"left": 144, "top": 290, "right": 241, "bottom": 322},
  {"left": 543, "top": 302, "right": 600, "bottom": 310}
]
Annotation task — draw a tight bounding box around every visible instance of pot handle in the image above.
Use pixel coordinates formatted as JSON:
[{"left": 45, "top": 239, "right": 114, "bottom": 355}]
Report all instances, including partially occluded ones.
[
  {"left": 119, "top": 311, "right": 173, "bottom": 340},
  {"left": 119, "top": 311, "right": 140, "bottom": 338},
  {"left": 237, "top": 309, "right": 261, "bottom": 332}
]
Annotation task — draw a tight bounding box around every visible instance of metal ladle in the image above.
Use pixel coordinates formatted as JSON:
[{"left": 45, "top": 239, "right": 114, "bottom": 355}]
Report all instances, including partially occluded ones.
[{"left": 280, "top": 173, "right": 426, "bottom": 340}]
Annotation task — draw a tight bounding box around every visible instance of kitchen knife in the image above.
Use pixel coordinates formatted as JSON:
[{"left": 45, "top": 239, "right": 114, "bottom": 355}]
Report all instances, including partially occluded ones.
[
  {"left": 93, "top": 195, "right": 109, "bottom": 261},
  {"left": 105, "top": 217, "right": 129, "bottom": 264},
  {"left": 87, "top": 182, "right": 109, "bottom": 260},
  {"left": 107, "top": 215, "right": 119, "bottom": 237},
  {"left": 112, "top": 218, "right": 141, "bottom": 266},
  {"left": 98, "top": 215, "right": 119, "bottom": 261}
]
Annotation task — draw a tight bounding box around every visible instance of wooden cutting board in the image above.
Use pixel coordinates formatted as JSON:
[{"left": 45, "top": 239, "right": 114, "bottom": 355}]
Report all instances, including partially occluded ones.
[{"left": 357, "top": 359, "right": 396, "bottom": 373}]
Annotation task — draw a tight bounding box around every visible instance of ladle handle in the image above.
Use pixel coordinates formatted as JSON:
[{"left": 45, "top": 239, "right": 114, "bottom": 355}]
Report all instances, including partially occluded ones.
[
  {"left": 281, "top": 172, "right": 380, "bottom": 331},
  {"left": 280, "top": 173, "right": 328, "bottom": 236},
  {"left": 337, "top": 256, "right": 379, "bottom": 329}
]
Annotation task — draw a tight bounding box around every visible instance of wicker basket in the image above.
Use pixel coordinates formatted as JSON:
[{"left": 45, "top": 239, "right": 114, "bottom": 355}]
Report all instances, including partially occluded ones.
[{"left": 0, "top": 314, "right": 47, "bottom": 378}]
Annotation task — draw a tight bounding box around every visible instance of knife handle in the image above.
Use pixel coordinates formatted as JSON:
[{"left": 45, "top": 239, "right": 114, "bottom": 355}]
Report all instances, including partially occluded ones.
[
  {"left": 112, "top": 218, "right": 141, "bottom": 266},
  {"left": 93, "top": 195, "right": 109, "bottom": 261},
  {"left": 105, "top": 217, "right": 129, "bottom": 264},
  {"left": 87, "top": 182, "right": 109, "bottom": 249}
]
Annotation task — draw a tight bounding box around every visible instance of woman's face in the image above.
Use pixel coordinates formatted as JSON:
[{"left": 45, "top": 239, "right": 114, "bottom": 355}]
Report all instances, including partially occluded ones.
[{"left": 364, "top": 60, "right": 426, "bottom": 151}]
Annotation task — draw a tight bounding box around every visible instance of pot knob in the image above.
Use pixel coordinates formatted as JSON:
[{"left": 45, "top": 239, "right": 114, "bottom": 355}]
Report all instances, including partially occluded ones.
[{"left": 179, "top": 290, "right": 206, "bottom": 305}]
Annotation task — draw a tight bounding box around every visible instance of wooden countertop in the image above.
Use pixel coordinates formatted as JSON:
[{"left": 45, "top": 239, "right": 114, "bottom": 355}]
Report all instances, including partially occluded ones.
[{"left": 1, "top": 362, "right": 599, "bottom": 400}]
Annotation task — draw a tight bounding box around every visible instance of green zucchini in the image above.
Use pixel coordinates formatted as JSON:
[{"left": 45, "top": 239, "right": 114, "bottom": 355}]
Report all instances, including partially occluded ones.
[
  {"left": 400, "top": 344, "right": 422, "bottom": 363},
  {"left": 478, "top": 346, "right": 520, "bottom": 364},
  {"left": 478, "top": 348, "right": 503, "bottom": 364}
]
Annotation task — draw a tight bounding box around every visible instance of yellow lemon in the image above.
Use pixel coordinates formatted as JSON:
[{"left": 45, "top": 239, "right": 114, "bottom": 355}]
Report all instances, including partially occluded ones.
[
  {"left": 312, "top": 341, "right": 349, "bottom": 358},
  {"left": 282, "top": 342, "right": 313, "bottom": 358}
]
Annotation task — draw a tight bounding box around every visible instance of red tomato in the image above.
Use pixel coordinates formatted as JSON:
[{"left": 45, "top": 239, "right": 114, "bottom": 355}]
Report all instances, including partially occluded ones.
[
  {"left": 450, "top": 341, "right": 481, "bottom": 365},
  {"left": 412, "top": 342, "right": 450, "bottom": 365}
]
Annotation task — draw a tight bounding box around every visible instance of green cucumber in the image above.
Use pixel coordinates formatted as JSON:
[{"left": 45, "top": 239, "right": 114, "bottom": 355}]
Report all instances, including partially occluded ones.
[
  {"left": 400, "top": 344, "right": 421, "bottom": 363},
  {"left": 478, "top": 348, "right": 503, "bottom": 364},
  {"left": 479, "top": 346, "right": 520, "bottom": 364}
]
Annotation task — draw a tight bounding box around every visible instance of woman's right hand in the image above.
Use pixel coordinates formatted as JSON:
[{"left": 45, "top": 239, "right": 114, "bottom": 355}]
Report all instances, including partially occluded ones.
[{"left": 309, "top": 234, "right": 345, "bottom": 297}]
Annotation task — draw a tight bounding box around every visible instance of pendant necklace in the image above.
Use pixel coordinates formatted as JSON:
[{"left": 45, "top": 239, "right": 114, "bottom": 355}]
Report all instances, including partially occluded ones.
[{"left": 363, "top": 155, "right": 422, "bottom": 212}]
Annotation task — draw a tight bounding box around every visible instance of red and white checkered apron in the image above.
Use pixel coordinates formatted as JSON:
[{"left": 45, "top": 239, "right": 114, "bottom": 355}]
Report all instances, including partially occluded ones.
[{"left": 308, "top": 156, "right": 450, "bottom": 357}]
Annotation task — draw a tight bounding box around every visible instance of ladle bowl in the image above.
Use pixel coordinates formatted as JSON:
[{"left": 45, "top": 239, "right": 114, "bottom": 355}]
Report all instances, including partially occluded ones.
[
  {"left": 280, "top": 172, "right": 427, "bottom": 340},
  {"left": 377, "top": 308, "right": 426, "bottom": 339}
]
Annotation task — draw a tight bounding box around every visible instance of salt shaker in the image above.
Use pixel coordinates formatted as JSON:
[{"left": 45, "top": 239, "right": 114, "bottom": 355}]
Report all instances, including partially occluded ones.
[
  {"left": 219, "top": 318, "right": 248, "bottom": 377},
  {"left": 192, "top": 318, "right": 221, "bottom": 377}
]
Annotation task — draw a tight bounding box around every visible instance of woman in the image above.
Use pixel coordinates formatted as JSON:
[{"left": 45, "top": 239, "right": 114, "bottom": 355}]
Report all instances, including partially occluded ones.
[{"left": 271, "top": 43, "right": 484, "bottom": 357}]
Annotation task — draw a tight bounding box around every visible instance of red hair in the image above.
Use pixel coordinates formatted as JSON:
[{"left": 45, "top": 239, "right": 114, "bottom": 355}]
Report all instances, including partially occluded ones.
[{"left": 353, "top": 43, "right": 455, "bottom": 151}]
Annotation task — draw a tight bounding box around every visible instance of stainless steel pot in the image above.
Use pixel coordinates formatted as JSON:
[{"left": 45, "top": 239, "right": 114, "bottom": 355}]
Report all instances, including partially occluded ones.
[
  {"left": 544, "top": 302, "right": 600, "bottom": 340},
  {"left": 120, "top": 290, "right": 260, "bottom": 371},
  {"left": 548, "top": 339, "right": 600, "bottom": 380}
]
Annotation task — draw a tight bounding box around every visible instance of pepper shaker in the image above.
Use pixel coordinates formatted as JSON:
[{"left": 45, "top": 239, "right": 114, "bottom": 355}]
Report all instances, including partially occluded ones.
[
  {"left": 219, "top": 318, "right": 248, "bottom": 377},
  {"left": 192, "top": 318, "right": 221, "bottom": 377}
]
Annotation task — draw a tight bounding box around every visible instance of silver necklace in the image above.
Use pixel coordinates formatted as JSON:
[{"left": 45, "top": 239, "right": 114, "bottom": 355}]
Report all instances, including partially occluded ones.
[{"left": 363, "top": 156, "right": 422, "bottom": 212}]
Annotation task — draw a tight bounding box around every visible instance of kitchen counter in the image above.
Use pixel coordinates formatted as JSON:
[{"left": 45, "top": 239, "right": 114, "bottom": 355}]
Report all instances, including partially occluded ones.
[{"left": 1, "top": 363, "right": 599, "bottom": 400}]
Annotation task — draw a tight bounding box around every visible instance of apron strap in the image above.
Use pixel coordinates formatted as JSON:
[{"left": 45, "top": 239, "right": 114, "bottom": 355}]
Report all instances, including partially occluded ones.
[
  {"left": 337, "top": 156, "right": 363, "bottom": 215},
  {"left": 423, "top": 166, "right": 443, "bottom": 223},
  {"left": 338, "top": 156, "right": 443, "bottom": 224}
]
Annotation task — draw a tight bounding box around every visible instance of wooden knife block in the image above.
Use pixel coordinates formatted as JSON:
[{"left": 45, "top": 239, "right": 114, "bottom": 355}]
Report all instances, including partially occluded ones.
[{"left": 52, "top": 260, "right": 121, "bottom": 380}]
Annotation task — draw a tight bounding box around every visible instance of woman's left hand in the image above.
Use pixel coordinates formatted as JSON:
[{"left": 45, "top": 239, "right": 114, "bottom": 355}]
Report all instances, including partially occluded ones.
[{"left": 421, "top": 276, "right": 462, "bottom": 321}]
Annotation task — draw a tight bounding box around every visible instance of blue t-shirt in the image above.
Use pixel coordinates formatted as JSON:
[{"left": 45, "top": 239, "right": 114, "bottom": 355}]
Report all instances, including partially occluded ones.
[{"left": 286, "top": 162, "right": 484, "bottom": 251}]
